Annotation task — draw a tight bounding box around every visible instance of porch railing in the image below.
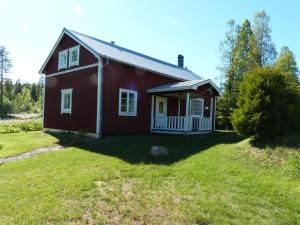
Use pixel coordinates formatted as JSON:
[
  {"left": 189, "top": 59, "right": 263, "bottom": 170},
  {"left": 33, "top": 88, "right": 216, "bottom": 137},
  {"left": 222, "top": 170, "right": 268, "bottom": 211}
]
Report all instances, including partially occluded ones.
[{"left": 151, "top": 116, "right": 212, "bottom": 132}]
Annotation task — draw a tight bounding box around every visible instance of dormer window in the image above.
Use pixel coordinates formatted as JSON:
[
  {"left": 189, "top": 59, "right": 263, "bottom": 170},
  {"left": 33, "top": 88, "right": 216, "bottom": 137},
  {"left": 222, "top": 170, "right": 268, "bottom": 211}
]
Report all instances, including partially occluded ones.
[
  {"left": 69, "top": 45, "right": 80, "bottom": 67},
  {"left": 58, "top": 50, "right": 68, "bottom": 70}
]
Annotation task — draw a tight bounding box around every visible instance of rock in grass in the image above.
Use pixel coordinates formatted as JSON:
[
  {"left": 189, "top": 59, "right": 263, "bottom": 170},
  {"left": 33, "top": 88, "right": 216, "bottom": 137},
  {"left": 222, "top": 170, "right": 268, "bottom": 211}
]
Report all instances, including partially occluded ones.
[{"left": 150, "top": 146, "right": 169, "bottom": 157}]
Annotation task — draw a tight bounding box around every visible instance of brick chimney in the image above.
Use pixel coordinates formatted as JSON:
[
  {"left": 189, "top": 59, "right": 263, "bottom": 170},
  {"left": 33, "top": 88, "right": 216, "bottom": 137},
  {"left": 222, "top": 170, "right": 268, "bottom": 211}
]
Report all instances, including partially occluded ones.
[{"left": 178, "top": 54, "right": 184, "bottom": 67}]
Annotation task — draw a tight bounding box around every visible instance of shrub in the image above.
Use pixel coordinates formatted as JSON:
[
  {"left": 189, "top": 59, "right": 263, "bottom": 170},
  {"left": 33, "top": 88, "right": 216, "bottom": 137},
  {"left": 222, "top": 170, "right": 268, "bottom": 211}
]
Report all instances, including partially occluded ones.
[
  {"left": 232, "top": 67, "right": 300, "bottom": 137},
  {"left": 0, "top": 120, "right": 42, "bottom": 134},
  {"left": 0, "top": 125, "right": 21, "bottom": 134},
  {"left": 18, "top": 120, "right": 42, "bottom": 132}
]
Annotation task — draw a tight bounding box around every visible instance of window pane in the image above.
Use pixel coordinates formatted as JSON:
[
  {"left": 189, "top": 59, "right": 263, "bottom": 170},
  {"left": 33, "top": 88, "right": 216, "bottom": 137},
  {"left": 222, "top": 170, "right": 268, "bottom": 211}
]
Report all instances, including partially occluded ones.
[
  {"left": 60, "top": 54, "right": 66, "bottom": 66},
  {"left": 129, "top": 99, "right": 135, "bottom": 112},
  {"left": 121, "top": 92, "right": 127, "bottom": 99},
  {"left": 121, "top": 97, "right": 127, "bottom": 112},
  {"left": 129, "top": 93, "right": 134, "bottom": 100},
  {"left": 158, "top": 102, "right": 164, "bottom": 114},
  {"left": 121, "top": 105, "right": 127, "bottom": 112},
  {"left": 71, "top": 50, "right": 78, "bottom": 62},
  {"left": 191, "top": 99, "right": 202, "bottom": 116},
  {"left": 64, "top": 93, "right": 70, "bottom": 109}
]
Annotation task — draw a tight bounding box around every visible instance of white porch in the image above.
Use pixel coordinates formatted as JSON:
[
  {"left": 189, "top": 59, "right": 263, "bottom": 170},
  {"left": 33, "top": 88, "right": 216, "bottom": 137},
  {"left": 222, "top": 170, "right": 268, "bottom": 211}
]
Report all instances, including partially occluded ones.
[
  {"left": 149, "top": 92, "right": 214, "bottom": 134},
  {"left": 148, "top": 79, "right": 220, "bottom": 135}
]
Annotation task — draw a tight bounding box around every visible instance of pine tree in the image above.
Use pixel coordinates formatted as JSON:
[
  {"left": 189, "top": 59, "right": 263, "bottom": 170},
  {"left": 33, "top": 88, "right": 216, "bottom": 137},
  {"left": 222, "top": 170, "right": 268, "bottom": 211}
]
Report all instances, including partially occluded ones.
[
  {"left": 0, "top": 46, "right": 12, "bottom": 118},
  {"left": 275, "top": 46, "right": 299, "bottom": 83},
  {"left": 253, "top": 10, "right": 277, "bottom": 66},
  {"left": 217, "top": 20, "right": 260, "bottom": 129}
]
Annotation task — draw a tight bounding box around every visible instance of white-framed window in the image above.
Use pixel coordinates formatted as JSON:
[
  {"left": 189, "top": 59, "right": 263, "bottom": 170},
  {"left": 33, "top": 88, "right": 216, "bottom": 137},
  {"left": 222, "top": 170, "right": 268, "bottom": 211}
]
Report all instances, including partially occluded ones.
[
  {"left": 69, "top": 45, "right": 80, "bottom": 67},
  {"left": 61, "top": 88, "right": 73, "bottom": 114},
  {"left": 58, "top": 50, "right": 68, "bottom": 70},
  {"left": 190, "top": 98, "right": 203, "bottom": 116},
  {"left": 118, "top": 88, "right": 137, "bottom": 116}
]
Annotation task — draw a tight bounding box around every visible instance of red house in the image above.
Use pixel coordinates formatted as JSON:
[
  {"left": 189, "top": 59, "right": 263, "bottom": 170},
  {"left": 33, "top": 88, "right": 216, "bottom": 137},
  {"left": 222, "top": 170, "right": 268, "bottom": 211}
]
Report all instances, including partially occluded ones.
[{"left": 39, "top": 28, "right": 220, "bottom": 138}]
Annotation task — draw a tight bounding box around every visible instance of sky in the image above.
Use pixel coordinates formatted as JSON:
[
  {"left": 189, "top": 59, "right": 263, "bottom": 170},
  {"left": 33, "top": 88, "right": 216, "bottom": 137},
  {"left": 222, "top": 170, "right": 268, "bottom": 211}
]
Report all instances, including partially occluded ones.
[{"left": 0, "top": 0, "right": 299, "bottom": 83}]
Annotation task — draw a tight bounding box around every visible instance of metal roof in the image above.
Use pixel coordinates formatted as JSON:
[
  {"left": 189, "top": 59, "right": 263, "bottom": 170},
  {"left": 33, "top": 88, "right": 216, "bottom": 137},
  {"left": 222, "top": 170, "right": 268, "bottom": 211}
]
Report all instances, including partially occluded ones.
[
  {"left": 147, "top": 79, "right": 221, "bottom": 95},
  {"left": 67, "top": 29, "right": 203, "bottom": 81}
]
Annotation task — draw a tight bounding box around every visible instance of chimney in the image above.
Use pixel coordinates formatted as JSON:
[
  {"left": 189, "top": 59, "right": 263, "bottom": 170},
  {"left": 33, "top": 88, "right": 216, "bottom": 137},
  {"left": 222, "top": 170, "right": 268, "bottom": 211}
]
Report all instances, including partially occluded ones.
[
  {"left": 110, "top": 41, "right": 115, "bottom": 45},
  {"left": 178, "top": 54, "right": 184, "bottom": 67}
]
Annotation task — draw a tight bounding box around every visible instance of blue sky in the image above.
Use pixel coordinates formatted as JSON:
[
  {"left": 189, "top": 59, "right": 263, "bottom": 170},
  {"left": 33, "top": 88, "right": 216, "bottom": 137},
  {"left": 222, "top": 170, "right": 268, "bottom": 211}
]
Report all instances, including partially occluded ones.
[{"left": 0, "top": 0, "right": 299, "bottom": 83}]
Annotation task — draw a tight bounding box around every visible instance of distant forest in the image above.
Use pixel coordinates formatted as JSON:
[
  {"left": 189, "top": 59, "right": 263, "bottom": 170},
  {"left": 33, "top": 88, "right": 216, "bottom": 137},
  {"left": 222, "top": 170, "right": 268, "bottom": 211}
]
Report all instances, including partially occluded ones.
[{"left": 1, "top": 78, "right": 43, "bottom": 116}]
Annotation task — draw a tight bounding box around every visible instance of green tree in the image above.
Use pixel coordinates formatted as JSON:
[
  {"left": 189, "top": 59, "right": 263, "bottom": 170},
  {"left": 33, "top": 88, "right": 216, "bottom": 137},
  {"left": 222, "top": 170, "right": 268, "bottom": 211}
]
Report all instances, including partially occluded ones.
[
  {"left": 275, "top": 46, "right": 299, "bottom": 83},
  {"left": 253, "top": 10, "right": 277, "bottom": 66},
  {"left": 13, "top": 87, "right": 34, "bottom": 113},
  {"left": 232, "top": 67, "right": 300, "bottom": 137},
  {"left": 217, "top": 20, "right": 260, "bottom": 129},
  {"left": 0, "top": 46, "right": 12, "bottom": 118},
  {"left": 4, "top": 78, "right": 14, "bottom": 101}
]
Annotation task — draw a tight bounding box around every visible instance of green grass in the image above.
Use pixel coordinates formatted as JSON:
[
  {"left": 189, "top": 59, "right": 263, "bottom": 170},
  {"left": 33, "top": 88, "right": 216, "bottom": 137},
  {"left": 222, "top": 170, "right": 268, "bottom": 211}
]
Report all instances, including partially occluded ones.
[
  {"left": 0, "top": 131, "right": 299, "bottom": 224},
  {"left": 0, "top": 131, "right": 59, "bottom": 158}
]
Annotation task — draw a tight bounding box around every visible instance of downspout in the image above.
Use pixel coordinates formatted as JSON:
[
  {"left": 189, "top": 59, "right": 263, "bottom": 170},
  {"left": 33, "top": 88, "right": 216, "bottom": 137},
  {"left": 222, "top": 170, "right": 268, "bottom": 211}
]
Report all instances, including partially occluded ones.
[
  {"left": 40, "top": 73, "right": 45, "bottom": 129},
  {"left": 96, "top": 57, "right": 109, "bottom": 138}
]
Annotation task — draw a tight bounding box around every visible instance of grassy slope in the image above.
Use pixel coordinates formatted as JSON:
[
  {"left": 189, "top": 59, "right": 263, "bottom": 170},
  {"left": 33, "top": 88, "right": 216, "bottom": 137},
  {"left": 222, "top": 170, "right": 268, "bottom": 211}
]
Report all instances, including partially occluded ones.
[
  {"left": 0, "top": 132, "right": 299, "bottom": 224},
  {"left": 0, "top": 131, "right": 59, "bottom": 158}
]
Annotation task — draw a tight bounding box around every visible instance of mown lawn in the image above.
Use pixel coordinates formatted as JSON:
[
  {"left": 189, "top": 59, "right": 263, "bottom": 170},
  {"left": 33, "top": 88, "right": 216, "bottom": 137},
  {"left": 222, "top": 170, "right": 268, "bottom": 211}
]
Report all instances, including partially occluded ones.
[
  {"left": 0, "top": 131, "right": 59, "bottom": 158},
  {"left": 0, "top": 131, "right": 299, "bottom": 224}
]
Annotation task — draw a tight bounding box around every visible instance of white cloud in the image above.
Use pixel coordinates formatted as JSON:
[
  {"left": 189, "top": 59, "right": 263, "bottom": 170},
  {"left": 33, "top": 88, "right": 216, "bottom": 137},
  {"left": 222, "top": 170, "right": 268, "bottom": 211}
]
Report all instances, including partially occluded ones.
[{"left": 73, "top": 4, "right": 83, "bottom": 16}]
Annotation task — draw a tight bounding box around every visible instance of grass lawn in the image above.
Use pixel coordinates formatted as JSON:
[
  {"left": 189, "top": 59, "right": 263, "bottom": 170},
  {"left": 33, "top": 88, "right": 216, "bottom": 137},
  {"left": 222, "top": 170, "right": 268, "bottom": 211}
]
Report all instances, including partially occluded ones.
[
  {"left": 0, "top": 131, "right": 59, "bottom": 158},
  {"left": 0, "top": 131, "right": 299, "bottom": 224}
]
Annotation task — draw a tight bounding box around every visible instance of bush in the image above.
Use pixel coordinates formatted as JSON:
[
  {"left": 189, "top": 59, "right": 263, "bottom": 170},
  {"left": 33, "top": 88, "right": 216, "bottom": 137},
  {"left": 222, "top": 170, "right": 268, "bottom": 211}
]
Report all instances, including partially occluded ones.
[
  {"left": 18, "top": 120, "right": 42, "bottom": 132},
  {"left": 0, "top": 125, "right": 21, "bottom": 134},
  {"left": 232, "top": 67, "right": 300, "bottom": 137},
  {"left": 0, "top": 120, "right": 42, "bottom": 134}
]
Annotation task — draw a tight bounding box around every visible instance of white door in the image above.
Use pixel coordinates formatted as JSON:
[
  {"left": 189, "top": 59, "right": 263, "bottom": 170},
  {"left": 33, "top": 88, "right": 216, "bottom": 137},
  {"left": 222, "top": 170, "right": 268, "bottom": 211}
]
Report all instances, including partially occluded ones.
[
  {"left": 155, "top": 96, "right": 168, "bottom": 129},
  {"left": 190, "top": 98, "right": 204, "bottom": 131}
]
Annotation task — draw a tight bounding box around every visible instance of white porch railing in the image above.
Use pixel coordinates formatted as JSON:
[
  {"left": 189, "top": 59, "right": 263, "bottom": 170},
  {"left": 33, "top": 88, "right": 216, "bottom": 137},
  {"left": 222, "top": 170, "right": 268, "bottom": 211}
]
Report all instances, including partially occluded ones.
[{"left": 151, "top": 116, "right": 212, "bottom": 132}]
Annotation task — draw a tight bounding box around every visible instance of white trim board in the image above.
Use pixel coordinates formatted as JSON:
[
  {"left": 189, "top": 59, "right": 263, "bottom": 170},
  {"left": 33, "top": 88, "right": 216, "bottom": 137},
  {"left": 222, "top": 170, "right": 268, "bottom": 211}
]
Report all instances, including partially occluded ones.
[{"left": 45, "top": 63, "right": 98, "bottom": 78}]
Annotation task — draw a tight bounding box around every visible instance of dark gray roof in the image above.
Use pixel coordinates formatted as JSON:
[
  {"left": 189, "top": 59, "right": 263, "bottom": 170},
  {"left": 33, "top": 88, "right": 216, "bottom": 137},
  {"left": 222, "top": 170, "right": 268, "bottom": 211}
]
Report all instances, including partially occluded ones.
[
  {"left": 67, "top": 29, "right": 203, "bottom": 81},
  {"left": 147, "top": 79, "right": 221, "bottom": 95}
]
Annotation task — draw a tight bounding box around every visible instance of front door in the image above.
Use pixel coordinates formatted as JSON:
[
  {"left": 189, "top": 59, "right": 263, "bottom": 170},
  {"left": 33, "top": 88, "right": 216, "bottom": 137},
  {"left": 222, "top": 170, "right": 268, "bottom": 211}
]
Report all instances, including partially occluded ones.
[
  {"left": 190, "top": 98, "right": 204, "bottom": 131},
  {"left": 155, "top": 96, "right": 168, "bottom": 128}
]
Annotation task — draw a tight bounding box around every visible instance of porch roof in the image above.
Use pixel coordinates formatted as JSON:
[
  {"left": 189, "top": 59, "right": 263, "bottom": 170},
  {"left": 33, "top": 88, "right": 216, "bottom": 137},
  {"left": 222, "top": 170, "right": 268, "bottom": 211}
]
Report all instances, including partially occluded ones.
[{"left": 147, "top": 79, "right": 221, "bottom": 95}]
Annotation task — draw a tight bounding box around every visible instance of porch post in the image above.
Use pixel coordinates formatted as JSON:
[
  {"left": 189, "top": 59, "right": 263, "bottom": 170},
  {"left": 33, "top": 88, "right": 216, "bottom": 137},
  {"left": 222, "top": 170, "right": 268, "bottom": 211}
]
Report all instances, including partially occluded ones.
[
  {"left": 184, "top": 92, "right": 190, "bottom": 132},
  {"left": 150, "top": 95, "right": 154, "bottom": 131},
  {"left": 214, "top": 97, "right": 217, "bottom": 131},
  {"left": 177, "top": 98, "right": 181, "bottom": 116},
  {"left": 210, "top": 97, "right": 213, "bottom": 130}
]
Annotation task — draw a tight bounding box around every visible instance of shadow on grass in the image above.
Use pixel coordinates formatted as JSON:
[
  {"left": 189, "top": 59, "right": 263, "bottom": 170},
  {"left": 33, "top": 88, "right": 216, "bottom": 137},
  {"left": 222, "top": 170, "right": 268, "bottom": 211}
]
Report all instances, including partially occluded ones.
[
  {"left": 48, "top": 131, "right": 244, "bottom": 165},
  {"left": 249, "top": 132, "right": 300, "bottom": 150}
]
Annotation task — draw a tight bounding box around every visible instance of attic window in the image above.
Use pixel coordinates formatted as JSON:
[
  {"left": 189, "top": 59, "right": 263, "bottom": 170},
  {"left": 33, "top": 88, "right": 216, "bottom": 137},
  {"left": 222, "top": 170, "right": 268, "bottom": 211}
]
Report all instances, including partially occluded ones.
[
  {"left": 69, "top": 46, "right": 80, "bottom": 67},
  {"left": 58, "top": 50, "right": 68, "bottom": 70}
]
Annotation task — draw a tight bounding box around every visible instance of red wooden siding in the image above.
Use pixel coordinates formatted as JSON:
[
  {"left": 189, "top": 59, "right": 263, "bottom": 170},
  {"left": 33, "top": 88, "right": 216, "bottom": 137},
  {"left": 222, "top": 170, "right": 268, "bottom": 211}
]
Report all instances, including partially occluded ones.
[
  {"left": 44, "top": 67, "right": 98, "bottom": 133},
  {"left": 43, "top": 34, "right": 97, "bottom": 75},
  {"left": 101, "top": 61, "right": 182, "bottom": 135}
]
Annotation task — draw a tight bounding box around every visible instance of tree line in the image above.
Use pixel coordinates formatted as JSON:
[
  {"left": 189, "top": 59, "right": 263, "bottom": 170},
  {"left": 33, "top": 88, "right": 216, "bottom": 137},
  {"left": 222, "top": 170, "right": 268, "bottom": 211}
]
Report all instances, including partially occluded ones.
[
  {"left": 0, "top": 46, "right": 43, "bottom": 118},
  {"left": 217, "top": 10, "right": 300, "bottom": 136}
]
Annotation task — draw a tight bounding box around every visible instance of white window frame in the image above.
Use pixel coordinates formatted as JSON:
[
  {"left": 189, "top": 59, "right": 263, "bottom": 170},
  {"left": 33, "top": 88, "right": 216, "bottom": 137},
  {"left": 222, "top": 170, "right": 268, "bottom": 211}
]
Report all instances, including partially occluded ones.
[
  {"left": 61, "top": 88, "right": 73, "bottom": 114},
  {"left": 190, "top": 98, "right": 204, "bottom": 117},
  {"left": 68, "top": 45, "right": 80, "bottom": 67},
  {"left": 58, "top": 49, "right": 68, "bottom": 70},
  {"left": 118, "top": 88, "right": 137, "bottom": 116}
]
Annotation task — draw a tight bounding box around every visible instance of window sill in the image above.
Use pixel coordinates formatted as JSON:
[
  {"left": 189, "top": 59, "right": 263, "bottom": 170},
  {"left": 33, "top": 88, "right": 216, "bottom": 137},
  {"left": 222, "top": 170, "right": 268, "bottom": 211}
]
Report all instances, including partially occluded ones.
[{"left": 118, "top": 112, "right": 137, "bottom": 117}]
